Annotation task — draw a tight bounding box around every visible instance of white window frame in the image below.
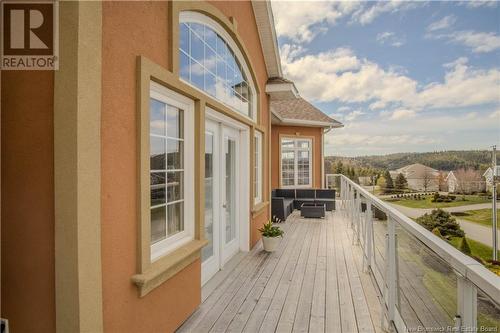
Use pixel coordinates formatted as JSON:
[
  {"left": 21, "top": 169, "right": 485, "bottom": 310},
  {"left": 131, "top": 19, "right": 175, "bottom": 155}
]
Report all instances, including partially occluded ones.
[
  {"left": 280, "top": 137, "right": 313, "bottom": 189},
  {"left": 149, "top": 81, "right": 195, "bottom": 262},
  {"left": 178, "top": 11, "right": 257, "bottom": 122},
  {"left": 254, "top": 131, "right": 263, "bottom": 205}
]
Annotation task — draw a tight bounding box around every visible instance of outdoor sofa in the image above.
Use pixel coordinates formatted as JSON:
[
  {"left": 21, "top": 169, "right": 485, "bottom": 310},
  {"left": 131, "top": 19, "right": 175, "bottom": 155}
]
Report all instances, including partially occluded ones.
[{"left": 271, "top": 188, "right": 336, "bottom": 221}]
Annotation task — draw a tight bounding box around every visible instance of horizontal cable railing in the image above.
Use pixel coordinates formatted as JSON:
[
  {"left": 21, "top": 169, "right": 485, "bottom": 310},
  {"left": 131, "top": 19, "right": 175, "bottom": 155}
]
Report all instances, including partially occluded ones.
[{"left": 328, "top": 174, "right": 500, "bottom": 332}]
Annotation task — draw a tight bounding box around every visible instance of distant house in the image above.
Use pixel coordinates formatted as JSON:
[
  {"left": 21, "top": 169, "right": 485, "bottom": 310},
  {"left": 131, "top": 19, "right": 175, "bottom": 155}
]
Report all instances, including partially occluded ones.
[
  {"left": 390, "top": 163, "right": 440, "bottom": 191},
  {"left": 446, "top": 169, "right": 485, "bottom": 194},
  {"left": 483, "top": 166, "right": 500, "bottom": 192},
  {"left": 358, "top": 176, "right": 372, "bottom": 186}
]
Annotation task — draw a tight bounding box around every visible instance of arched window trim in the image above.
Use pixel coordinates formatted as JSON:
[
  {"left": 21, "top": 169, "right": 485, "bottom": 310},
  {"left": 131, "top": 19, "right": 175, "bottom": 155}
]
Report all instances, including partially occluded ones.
[{"left": 179, "top": 11, "right": 258, "bottom": 121}]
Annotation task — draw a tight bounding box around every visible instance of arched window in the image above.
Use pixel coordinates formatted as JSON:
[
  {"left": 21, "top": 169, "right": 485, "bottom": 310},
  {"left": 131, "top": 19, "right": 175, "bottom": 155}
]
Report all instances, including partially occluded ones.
[{"left": 179, "top": 11, "right": 256, "bottom": 119}]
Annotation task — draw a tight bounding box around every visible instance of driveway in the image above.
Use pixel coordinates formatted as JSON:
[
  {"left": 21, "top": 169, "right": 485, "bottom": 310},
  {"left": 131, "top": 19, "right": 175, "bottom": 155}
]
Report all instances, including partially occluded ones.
[{"left": 388, "top": 202, "right": 500, "bottom": 247}]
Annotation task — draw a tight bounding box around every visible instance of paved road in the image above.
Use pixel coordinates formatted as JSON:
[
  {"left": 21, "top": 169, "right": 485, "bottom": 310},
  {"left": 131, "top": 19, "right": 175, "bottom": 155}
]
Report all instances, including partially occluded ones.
[{"left": 388, "top": 202, "right": 500, "bottom": 247}]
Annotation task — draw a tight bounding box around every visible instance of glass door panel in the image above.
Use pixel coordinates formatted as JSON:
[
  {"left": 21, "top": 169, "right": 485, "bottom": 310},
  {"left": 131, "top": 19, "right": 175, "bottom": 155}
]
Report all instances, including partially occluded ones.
[{"left": 224, "top": 137, "right": 237, "bottom": 244}]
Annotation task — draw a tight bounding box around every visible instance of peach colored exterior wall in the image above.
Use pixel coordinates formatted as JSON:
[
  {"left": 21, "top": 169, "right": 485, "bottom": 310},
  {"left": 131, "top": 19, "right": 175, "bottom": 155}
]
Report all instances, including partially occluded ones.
[
  {"left": 1, "top": 71, "right": 56, "bottom": 332},
  {"left": 271, "top": 125, "right": 323, "bottom": 189},
  {"left": 101, "top": 2, "right": 269, "bottom": 332}
]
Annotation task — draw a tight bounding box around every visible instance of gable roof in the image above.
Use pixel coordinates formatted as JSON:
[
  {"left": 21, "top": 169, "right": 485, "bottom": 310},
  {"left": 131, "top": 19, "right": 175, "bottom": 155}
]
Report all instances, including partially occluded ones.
[
  {"left": 394, "top": 163, "right": 439, "bottom": 179},
  {"left": 270, "top": 97, "right": 343, "bottom": 128}
]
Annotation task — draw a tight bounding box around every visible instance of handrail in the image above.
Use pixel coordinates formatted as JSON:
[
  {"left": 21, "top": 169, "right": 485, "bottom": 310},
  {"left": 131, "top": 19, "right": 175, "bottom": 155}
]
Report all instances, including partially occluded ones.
[{"left": 329, "top": 174, "right": 500, "bottom": 331}]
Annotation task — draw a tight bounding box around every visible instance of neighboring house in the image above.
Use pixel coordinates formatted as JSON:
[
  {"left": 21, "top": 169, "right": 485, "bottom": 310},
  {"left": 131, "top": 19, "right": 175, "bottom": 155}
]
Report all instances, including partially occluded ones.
[
  {"left": 390, "top": 163, "right": 440, "bottom": 191},
  {"left": 483, "top": 166, "right": 500, "bottom": 192},
  {"left": 446, "top": 169, "right": 486, "bottom": 194},
  {"left": 1, "top": 1, "right": 342, "bottom": 332},
  {"left": 358, "top": 176, "right": 373, "bottom": 186}
]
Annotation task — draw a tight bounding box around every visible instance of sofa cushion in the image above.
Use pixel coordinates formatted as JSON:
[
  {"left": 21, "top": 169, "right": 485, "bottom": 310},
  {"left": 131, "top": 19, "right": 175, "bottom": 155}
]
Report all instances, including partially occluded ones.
[
  {"left": 316, "top": 189, "right": 335, "bottom": 199},
  {"left": 296, "top": 189, "right": 315, "bottom": 198},
  {"left": 275, "top": 189, "right": 296, "bottom": 198}
]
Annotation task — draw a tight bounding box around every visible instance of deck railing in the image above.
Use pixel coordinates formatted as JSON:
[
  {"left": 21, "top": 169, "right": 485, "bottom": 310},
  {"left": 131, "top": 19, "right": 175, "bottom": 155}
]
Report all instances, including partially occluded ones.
[{"left": 329, "top": 174, "right": 500, "bottom": 332}]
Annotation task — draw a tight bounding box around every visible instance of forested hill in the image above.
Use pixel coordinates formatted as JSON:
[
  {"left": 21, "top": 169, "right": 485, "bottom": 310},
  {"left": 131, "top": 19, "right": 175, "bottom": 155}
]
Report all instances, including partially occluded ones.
[{"left": 325, "top": 150, "right": 498, "bottom": 173}]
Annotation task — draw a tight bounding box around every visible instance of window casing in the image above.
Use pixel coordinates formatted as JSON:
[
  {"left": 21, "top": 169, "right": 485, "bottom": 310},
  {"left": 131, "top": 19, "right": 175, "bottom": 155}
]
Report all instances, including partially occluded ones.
[
  {"left": 254, "top": 131, "right": 263, "bottom": 205},
  {"left": 149, "top": 82, "right": 195, "bottom": 261},
  {"left": 280, "top": 138, "right": 312, "bottom": 188},
  {"left": 179, "top": 11, "right": 257, "bottom": 121}
]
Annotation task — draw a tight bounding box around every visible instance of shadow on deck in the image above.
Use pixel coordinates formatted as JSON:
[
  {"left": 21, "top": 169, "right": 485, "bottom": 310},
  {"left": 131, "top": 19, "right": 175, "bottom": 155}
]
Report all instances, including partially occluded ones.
[{"left": 178, "top": 210, "right": 384, "bottom": 333}]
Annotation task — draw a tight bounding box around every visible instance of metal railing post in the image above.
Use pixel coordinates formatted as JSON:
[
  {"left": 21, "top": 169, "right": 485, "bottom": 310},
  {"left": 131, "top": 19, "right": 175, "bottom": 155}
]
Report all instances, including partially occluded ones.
[
  {"left": 364, "top": 201, "right": 373, "bottom": 272},
  {"left": 387, "top": 216, "right": 397, "bottom": 330},
  {"left": 456, "top": 275, "right": 477, "bottom": 331}
]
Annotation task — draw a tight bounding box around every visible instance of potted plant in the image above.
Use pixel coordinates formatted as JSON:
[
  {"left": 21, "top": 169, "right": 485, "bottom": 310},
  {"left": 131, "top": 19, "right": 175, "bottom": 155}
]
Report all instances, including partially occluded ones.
[{"left": 259, "top": 218, "right": 284, "bottom": 252}]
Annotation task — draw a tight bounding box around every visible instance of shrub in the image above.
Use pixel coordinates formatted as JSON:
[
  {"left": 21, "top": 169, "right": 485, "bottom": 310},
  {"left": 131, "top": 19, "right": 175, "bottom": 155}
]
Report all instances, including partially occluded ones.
[
  {"left": 449, "top": 195, "right": 456, "bottom": 200},
  {"left": 432, "top": 227, "right": 444, "bottom": 239},
  {"left": 416, "top": 209, "right": 465, "bottom": 238},
  {"left": 459, "top": 237, "right": 471, "bottom": 255}
]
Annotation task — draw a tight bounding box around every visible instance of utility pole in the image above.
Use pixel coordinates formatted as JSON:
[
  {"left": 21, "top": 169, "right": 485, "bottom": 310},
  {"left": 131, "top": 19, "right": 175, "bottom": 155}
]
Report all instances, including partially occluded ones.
[{"left": 492, "top": 145, "right": 498, "bottom": 261}]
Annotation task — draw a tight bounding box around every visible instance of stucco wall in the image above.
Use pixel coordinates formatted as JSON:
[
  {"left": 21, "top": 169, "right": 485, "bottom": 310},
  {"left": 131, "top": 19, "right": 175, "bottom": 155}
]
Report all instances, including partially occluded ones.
[
  {"left": 271, "top": 125, "right": 323, "bottom": 189},
  {"left": 1, "top": 71, "right": 56, "bottom": 332},
  {"left": 101, "top": 1, "right": 269, "bottom": 332}
]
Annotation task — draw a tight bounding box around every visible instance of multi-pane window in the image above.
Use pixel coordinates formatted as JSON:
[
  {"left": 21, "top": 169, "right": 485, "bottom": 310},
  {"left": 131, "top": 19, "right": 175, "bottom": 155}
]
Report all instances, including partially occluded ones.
[
  {"left": 149, "top": 83, "right": 194, "bottom": 261},
  {"left": 254, "top": 131, "right": 263, "bottom": 204},
  {"left": 179, "top": 13, "right": 253, "bottom": 118},
  {"left": 280, "top": 138, "right": 312, "bottom": 188}
]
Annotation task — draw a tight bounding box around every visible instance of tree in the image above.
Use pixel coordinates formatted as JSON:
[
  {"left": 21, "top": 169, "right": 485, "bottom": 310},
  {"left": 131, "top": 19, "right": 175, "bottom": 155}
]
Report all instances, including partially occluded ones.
[
  {"left": 376, "top": 176, "right": 387, "bottom": 189},
  {"left": 422, "top": 168, "right": 434, "bottom": 192},
  {"left": 383, "top": 170, "right": 394, "bottom": 193},
  {"left": 334, "top": 161, "right": 344, "bottom": 175},
  {"left": 455, "top": 168, "right": 483, "bottom": 194},
  {"left": 395, "top": 173, "right": 408, "bottom": 190},
  {"left": 459, "top": 237, "right": 472, "bottom": 255},
  {"left": 416, "top": 209, "right": 465, "bottom": 238}
]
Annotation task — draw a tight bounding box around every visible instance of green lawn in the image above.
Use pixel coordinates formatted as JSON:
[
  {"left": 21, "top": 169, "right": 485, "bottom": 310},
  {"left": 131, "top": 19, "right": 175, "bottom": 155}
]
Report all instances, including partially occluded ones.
[
  {"left": 449, "top": 237, "right": 500, "bottom": 263},
  {"left": 451, "top": 209, "right": 499, "bottom": 228},
  {"left": 385, "top": 194, "right": 491, "bottom": 209}
]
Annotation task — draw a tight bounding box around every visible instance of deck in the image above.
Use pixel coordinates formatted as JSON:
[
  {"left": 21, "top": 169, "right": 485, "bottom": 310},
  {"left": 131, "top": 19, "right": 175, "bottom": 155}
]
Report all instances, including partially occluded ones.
[{"left": 178, "top": 210, "right": 384, "bottom": 333}]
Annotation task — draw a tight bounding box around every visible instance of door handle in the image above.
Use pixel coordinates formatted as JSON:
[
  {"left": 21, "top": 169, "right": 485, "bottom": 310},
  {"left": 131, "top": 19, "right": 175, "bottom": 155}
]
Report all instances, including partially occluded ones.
[{"left": 222, "top": 203, "right": 227, "bottom": 209}]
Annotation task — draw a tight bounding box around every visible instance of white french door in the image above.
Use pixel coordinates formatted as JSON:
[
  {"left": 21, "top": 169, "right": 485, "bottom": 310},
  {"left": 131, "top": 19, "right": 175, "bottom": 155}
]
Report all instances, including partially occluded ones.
[{"left": 202, "top": 120, "right": 241, "bottom": 285}]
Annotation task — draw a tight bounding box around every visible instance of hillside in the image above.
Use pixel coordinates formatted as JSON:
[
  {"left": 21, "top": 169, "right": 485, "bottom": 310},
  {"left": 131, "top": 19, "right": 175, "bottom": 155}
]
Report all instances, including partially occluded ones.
[{"left": 325, "top": 150, "right": 498, "bottom": 174}]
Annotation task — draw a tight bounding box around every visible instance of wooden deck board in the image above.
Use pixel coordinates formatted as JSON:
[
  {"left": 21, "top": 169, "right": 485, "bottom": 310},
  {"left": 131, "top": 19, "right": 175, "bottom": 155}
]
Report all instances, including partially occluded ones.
[{"left": 178, "top": 210, "right": 382, "bottom": 333}]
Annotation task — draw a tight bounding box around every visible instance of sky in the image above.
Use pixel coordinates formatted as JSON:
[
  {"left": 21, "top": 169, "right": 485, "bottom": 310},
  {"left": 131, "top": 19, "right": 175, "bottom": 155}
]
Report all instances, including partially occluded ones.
[{"left": 271, "top": 0, "right": 500, "bottom": 157}]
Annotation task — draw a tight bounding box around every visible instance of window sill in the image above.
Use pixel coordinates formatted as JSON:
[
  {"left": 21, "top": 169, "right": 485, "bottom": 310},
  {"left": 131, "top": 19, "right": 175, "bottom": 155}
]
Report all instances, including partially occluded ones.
[
  {"left": 252, "top": 201, "right": 269, "bottom": 217},
  {"left": 131, "top": 239, "right": 208, "bottom": 297}
]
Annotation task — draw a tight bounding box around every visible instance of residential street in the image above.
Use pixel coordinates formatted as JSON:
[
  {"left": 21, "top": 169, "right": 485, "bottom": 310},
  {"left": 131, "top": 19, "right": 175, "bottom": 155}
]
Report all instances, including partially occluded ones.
[{"left": 388, "top": 202, "right": 500, "bottom": 247}]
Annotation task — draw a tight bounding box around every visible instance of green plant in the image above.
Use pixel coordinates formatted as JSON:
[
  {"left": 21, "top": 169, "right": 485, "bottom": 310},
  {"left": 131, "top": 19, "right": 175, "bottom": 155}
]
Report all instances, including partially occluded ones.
[
  {"left": 459, "top": 237, "right": 471, "bottom": 255},
  {"left": 259, "top": 220, "right": 284, "bottom": 238},
  {"left": 416, "top": 209, "right": 465, "bottom": 238},
  {"left": 432, "top": 227, "right": 444, "bottom": 239}
]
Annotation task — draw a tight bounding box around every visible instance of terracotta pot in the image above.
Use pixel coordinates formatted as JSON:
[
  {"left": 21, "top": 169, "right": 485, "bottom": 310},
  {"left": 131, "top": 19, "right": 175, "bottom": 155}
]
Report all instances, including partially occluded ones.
[{"left": 262, "top": 236, "right": 281, "bottom": 252}]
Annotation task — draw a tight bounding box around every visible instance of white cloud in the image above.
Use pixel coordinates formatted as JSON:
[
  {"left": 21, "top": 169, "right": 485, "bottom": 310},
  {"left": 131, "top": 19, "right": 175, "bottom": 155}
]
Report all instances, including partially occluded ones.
[
  {"left": 376, "top": 31, "right": 405, "bottom": 47},
  {"left": 271, "top": 1, "right": 360, "bottom": 43},
  {"left": 337, "top": 106, "right": 351, "bottom": 113},
  {"left": 350, "top": 1, "right": 421, "bottom": 26},
  {"left": 489, "top": 110, "right": 500, "bottom": 119},
  {"left": 345, "top": 110, "right": 366, "bottom": 121},
  {"left": 282, "top": 47, "right": 500, "bottom": 111},
  {"left": 387, "top": 109, "right": 416, "bottom": 120},
  {"left": 447, "top": 31, "right": 500, "bottom": 53},
  {"left": 427, "top": 15, "right": 456, "bottom": 32},
  {"left": 271, "top": 1, "right": 421, "bottom": 43},
  {"left": 460, "top": 1, "right": 497, "bottom": 8}
]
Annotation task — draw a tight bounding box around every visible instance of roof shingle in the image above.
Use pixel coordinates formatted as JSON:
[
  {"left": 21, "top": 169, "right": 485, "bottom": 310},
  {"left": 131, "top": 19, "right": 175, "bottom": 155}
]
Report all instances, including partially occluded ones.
[{"left": 270, "top": 97, "right": 342, "bottom": 127}]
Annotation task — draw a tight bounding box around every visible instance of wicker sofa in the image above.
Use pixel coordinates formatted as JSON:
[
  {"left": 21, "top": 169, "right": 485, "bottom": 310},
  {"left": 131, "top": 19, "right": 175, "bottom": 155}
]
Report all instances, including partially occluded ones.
[{"left": 271, "top": 188, "right": 336, "bottom": 221}]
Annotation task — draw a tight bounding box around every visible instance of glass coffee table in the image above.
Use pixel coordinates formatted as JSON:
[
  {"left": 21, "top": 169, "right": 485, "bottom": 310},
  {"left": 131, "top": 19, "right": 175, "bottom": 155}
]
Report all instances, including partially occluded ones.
[{"left": 300, "top": 203, "right": 326, "bottom": 218}]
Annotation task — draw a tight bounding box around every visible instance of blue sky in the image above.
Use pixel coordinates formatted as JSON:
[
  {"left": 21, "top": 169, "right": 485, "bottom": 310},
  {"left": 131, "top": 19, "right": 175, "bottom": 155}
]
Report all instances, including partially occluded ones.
[{"left": 271, "top": 0, "right": 500, "bottom": 156}]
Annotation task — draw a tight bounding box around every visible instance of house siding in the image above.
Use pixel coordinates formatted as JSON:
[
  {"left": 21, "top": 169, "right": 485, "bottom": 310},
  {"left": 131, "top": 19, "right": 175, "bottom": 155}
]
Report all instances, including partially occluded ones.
[
  {"left": 101, "top": 1, "right": 269, "bottom": 332},
  {"left": 1, "top": 71, "right": 56, "bottom": 332},
  {"left": 271, "top": 125, "right": 323, "bottom": 189}
]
